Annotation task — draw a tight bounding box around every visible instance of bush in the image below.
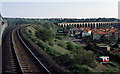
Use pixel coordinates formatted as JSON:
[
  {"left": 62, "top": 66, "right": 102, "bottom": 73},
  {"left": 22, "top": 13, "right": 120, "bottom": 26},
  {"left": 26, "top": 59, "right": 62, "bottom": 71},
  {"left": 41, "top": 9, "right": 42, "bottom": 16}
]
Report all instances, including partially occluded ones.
[
  {"left": 57, "top": 54, "right": 73, "bottom": 66},
  {"left": 49, "top": 41, "right": 54, "bottom": 46},
  {"left": 65, "top": 33, "right": 71, "bottom": 38},
  {"left": 78, "top": 65, "right": 94, "bottom": 72},
  {"left": 74, "top": 50, "right": 97, "bottom": 68},
  {"left": 58, "top": 43, "right": 65, "bottom": 48},
  {"left": 36, "top": 39, "right": 49, "bottom": 49},
  {"left": 71, "top": 65, "right": 94, "bottom": 73},
  {"left": 67, "top": 42, "right": 76, "bottom": 51},
  {"left": 103, "top": 68, "right": 118, "bottom": 72},
  {"left": 35, "top": 28, "right": 54, "bottom": 42}
]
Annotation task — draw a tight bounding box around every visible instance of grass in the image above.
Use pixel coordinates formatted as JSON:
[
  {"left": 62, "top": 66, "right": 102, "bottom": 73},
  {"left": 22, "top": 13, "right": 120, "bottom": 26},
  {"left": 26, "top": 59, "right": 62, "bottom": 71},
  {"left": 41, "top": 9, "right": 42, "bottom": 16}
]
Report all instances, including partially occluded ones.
[
  {"left": 53, "top": 45, "right": 70, "bottom": 55},
  {"left": 64, "top": 41, "right": 79, "bottom": 46},
  {"left": 55, "top": 39, "right": 67, "bottom": 48},
  {"left": 24, "top": 26, "right": 71, "bottom": 56},
  {"left": 109, "top": 42, "right": 116, "bottom": 46},
  {"left": 23, "top": 25, "right": 120, "bottom": 72},
  {"left": 25, "top": 26, "right": 36, "bottom": 36},
  {"left": 96, "top": 44, "right": 107, "bottom": 46},
  {"left": 108, "top": 61, "right": 120, "bottom": 68}
]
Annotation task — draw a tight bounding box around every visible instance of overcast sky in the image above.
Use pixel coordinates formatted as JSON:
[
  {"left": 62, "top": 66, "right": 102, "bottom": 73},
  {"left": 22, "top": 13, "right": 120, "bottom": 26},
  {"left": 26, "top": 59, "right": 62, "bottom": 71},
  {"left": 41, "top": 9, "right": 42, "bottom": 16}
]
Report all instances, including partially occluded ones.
[{"left": 1, "top": 0, "right": 120, "bottom": 18}]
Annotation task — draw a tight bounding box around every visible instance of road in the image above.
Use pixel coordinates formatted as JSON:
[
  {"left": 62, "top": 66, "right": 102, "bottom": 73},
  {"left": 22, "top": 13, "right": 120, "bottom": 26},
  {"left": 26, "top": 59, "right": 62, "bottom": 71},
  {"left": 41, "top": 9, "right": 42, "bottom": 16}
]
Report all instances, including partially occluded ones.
[{"left": 62, "top": 37, "right": 87, "bottom": 47}]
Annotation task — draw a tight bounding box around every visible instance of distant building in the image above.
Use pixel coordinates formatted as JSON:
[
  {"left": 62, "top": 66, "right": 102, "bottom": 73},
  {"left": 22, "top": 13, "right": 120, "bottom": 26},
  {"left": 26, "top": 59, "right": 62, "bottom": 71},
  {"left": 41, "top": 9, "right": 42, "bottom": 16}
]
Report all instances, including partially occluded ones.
[
  {"left": 91, "top": 28, "right": 119, "bottom": 40},
  {"left": 82, "top": 30, "right": 92, "bottom": 37},
  {"left": 119, "top": 1, "right": 120, "bottom": 19},
  {"left": 82, "top": 30, "right": 88, "bottom": 37},
  {"left": 97, "top": 45, "right": 111, "bottom": 52},
  {"left": 69, "top": 28, "right": 81, "bottom": 36}
]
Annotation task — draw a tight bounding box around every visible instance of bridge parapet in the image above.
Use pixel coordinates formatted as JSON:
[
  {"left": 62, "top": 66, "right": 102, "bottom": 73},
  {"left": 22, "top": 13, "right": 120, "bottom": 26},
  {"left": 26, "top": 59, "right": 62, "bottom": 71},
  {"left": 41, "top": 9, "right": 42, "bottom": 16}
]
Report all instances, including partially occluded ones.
[
  {"left": 0, "top": 13, "right": 8, "bottom": 73},
  {"left": 0, "top": 14, "right": 8, "bottom": 45}
]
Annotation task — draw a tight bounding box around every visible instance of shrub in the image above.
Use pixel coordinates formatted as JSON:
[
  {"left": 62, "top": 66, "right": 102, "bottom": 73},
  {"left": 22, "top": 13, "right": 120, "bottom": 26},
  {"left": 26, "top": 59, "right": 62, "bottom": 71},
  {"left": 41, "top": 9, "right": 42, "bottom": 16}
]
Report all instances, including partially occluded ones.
[
  {"left": 37, "top": 39, "right": 49, "bottom": 49},
  {"left": 35, "top": 28, "right": 54, "bottom": 42},
  {"left": 49, "top": 41, "right": 54, "bottom": 46},
  {"left": 58, "top": 43, "right": 65, "bottom": 48},
  {"left": 67, "top": 42, "right": 76, "bottom": 51},
  {"left": 74, "top": 50, "right": 97, "bottom": 68},
  {"left": 71, "top": 65, "right": 94, "bottom": 73},
  {"left": 65, "top": 33, "right": 71, "bottom": 38}
]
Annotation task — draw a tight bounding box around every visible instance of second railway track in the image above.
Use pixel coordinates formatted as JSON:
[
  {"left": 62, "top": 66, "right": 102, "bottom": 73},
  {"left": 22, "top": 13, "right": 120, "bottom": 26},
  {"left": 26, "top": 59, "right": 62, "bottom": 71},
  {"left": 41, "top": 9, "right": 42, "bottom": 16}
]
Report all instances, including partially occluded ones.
[{"left": 12, "top": 27, "right": 50, "bottom": 73}]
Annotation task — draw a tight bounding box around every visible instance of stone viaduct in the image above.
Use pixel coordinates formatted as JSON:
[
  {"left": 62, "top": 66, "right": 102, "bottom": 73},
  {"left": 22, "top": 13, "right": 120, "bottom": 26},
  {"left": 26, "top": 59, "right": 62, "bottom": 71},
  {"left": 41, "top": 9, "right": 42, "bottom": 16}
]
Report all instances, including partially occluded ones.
[{"left": 58, "top": 22, "right": 119, "bottom": 29}]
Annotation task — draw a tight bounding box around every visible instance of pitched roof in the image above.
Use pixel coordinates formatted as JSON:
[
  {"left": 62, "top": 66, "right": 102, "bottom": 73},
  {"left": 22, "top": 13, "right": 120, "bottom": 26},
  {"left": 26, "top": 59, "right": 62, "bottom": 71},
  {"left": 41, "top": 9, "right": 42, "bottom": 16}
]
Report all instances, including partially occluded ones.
[
  {"left": 83, "top": 30, "right": 88, "bottom": 33},
  {"left": 97, "top": 31, "right": 106, "bottom": 34}
]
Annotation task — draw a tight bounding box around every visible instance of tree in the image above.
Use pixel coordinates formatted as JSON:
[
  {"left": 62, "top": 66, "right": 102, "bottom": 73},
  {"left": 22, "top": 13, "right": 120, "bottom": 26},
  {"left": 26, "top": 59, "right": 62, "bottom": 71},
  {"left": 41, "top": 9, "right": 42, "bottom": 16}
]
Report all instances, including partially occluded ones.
[
  {"left": 43, "top": 22, "right": 53, "bottom": 29},
  {"left": 67, "top": 42, "right": 76, "bottom": 51},
  {"left": 74, "top": 50, "right": 96, "bottom": 68},
  {"left": 67, "top": 25, "right": 74, "bottom": 29},
  {"left": 35, "top": 28, "right": 54, "bottom": 42}
]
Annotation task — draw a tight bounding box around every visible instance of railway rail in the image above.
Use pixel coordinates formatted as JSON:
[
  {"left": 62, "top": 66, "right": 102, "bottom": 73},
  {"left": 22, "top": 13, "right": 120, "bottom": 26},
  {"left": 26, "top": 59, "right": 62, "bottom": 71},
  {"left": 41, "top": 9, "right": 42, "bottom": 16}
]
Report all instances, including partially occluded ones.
[
  {"left": 2, "top": 26, "right": 51, "bottom": 73},
  {"left": 12, "top": 27, "right": 50, "bottom": 73},
  {"left": 2, "top": 27, "right": 22, "bottom": 73}
]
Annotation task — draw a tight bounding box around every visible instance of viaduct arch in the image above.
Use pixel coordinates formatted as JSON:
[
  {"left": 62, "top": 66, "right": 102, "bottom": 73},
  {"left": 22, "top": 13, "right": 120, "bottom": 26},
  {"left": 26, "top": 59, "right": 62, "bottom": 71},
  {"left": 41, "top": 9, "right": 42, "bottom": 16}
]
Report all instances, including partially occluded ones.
[{"left": 58, "top": 22, "right": 119, "bottom": 29}]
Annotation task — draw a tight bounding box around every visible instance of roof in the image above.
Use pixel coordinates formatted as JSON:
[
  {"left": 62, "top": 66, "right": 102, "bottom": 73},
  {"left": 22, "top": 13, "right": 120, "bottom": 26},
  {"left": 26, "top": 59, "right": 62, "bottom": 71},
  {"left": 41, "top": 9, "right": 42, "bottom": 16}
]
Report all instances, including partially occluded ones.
[
  {"left": 109, "top": 29, "right": 116, "bottom": 33},
  {"left": 76, "top": 28, "right": 78, "bottom": 30},
  {"left": 115, "top": 32, "right": 118, "bottom": 34},
  {"left": 88, "top": 30, "right": 92, "bottom": 31},
  {"left": 80, "top": 27, "right": 85, "bottom": 29},
  {"left": 92, "top": 32, "right": 98, "bottom": 34},
  {"left": 83, "top": 30, "right": 88, "bottom": 33},
  {"left": 97, "top": 31, "right": 106, "bottom": 34}
]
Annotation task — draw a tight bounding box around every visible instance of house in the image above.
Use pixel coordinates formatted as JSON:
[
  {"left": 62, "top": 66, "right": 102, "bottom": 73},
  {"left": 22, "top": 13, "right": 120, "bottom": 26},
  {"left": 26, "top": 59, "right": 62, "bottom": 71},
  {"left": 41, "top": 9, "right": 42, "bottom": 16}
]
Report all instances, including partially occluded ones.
[
  {"left": 56, "top": 30, "right": 68, "bottom": 35},
  {"left": 92, "top": 31, "right": 101, "bottom": 40},
  {"left": 82, "top": 30, "right": 88, "bottom": 37},
  {"left": 91, "top": 28, "right": 119, "bottom": 40},
  {"left": 69, "top": 28, "right": 81, "bottom": 37},
  {"left": 98, "top": 45, "right": 111, "bottom": 52},
  {"left": 88, "top": 30, "right": 92, "bottom": 35}
]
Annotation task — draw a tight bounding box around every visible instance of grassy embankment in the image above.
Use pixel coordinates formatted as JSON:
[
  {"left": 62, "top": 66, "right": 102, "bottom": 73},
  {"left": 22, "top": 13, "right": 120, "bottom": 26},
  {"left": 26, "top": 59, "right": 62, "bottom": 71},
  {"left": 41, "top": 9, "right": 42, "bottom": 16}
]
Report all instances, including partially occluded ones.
[{"left": 22, "top": 24, "right": 120, "bottom": 73}]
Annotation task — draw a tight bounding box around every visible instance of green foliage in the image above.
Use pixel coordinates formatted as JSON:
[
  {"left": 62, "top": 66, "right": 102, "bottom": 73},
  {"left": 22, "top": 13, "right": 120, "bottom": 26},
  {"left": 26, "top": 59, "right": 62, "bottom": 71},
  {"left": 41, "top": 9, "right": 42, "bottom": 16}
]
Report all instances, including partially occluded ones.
[
  {"left": 43, "top": 22, "right": 51, "bottom": 29},
  {"left": 96, "top": 44, "right": 107, "bottom": 46},
  {"left": 108, "top": 51, "right": 120, "bottom": 62},
  {"left": 56, "top": 54, "right": 73, "bottom": 65},
  {"left": 24, "top": 25, "right": 98, "bottom": 73},
  {"left": 103, "top": 68, "right": 119, "bottom": 72},
  {"left": 35, "top": 28, "right": 54, "bottom": 42},
  {"left": 58, "top": 43, "right": 65, "bottom": 48},
  {"left": 67, "top": 42, "right": 76, "bottom": 51},
  {"left": 36, "top": 39, "right": 49, "bottom": 49},
  {"left": 108, "top": 61, "right": 120, "bottom": 68},
  {"left": 35, "top": 25, "right": 44, "bottom": 30},
  {"left": 66, "top": 25, "right": 74, "bottom": 29},
  {"left": 71, "top": 65, "right": 94, "bottom": 73},
  {"left": 65, "top": 33, "right": 71, "bottom": 38},
  {"left": 109, "top": 42, "right": 117, "bottom": 47},
  {"left": 48, "top": 41, "right": 54, "bottom": 46},
  {"left": 74, "top": 50, "right": 97, "bottom": 68},
  {"left": 76, "top": 45, "right": 83, "bottom": 50}
]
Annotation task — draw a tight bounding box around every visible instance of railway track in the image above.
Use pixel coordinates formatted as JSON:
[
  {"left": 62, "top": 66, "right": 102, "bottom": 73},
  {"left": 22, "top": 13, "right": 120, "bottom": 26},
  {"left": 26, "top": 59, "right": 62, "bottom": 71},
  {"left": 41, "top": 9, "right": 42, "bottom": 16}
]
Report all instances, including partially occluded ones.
[
  {"left": 2, "top": 27, "right": 22, "bottom": 73},
  {"left": 2, "top": 26, "right": 50, "bottom": 73},
  {"left": 11, "top": 27, "right": 50, "bottom": 73}
]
